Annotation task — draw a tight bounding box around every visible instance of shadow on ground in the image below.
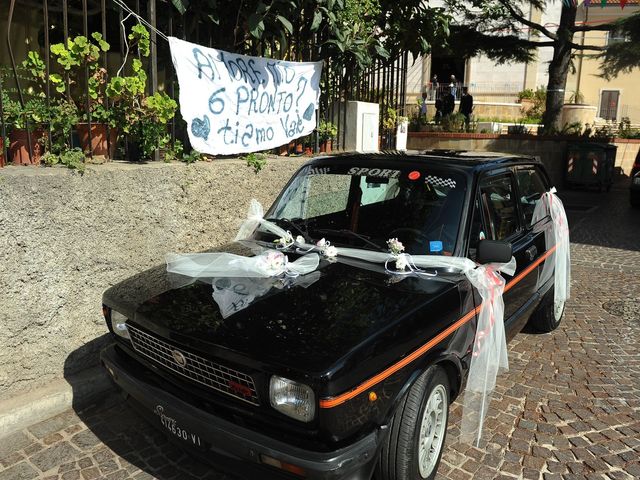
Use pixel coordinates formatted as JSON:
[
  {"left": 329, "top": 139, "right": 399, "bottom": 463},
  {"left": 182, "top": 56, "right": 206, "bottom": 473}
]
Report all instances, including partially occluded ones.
[
  {"left": 559, "top": 173, "right": 640, "bottom": 252},
  {"left": 63, "top": 336, "right": 237, "bottom": 480}
]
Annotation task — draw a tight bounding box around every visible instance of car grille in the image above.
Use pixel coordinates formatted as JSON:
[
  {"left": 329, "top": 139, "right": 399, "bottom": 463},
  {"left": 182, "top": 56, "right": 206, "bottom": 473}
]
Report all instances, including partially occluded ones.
[{"left": 127, "top": 324, "right": 259, "bottom": 406}]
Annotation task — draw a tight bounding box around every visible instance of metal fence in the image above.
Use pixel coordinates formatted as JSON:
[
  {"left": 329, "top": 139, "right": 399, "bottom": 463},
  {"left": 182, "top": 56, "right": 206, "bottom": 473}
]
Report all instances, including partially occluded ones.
[{"left": 1, "top": 0, "right": 407, "bottom": 164}]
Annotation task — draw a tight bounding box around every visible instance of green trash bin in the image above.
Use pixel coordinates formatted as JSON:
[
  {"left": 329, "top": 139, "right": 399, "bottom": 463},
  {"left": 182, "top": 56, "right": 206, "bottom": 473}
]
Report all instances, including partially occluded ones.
[{"left": 565, "top": 142, "right": 617, "bottom": 192}]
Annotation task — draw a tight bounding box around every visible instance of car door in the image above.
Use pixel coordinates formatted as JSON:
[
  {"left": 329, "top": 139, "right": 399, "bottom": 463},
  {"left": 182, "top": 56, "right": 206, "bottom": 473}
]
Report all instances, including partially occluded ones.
[
  {"left": 513, "top": 165, "right": 554, "bottom": 296},
  {"left": 469, "top": 170, "right": 538, "bottom": 339}
]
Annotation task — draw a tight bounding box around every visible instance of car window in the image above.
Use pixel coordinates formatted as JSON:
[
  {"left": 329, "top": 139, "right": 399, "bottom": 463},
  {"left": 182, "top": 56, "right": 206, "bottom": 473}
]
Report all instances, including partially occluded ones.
[
  {"left": 267, "top": 165, "right": 466, "bottom": 255},
  {"left": 305, "top": 174, "right": 352, "bottom": 218},
  {"left": 467, "top": 196, "right": 486, "bottom": 260},
  {"left": 359, "top": 177, "right": 400, "bottom": 206},
  {"left": 478, "top": 174, "right": 519, "bottom": 241},
  {"left": 516, "top": 168, "right": 547, "bottom": 226}
]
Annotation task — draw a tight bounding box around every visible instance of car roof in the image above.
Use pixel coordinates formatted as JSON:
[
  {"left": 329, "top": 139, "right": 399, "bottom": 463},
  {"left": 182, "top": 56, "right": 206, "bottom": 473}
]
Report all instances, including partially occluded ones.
[{"left": 307, "top": 150, "right": 541, "bottom": 173}]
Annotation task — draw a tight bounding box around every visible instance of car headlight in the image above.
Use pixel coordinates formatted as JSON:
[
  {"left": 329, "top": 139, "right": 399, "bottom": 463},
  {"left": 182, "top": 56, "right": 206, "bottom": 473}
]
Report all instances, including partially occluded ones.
[
  {"left": 269, "top": 376, "right": 315, "bottom": 422},
  {"left": 110, "top": 310, "right": 131, "bottom": 340}
]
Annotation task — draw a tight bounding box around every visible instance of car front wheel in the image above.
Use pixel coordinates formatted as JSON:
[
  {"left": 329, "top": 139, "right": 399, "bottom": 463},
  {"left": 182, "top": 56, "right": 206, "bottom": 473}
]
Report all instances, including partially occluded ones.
[{"left": 376, "top": 366, "right": 450, "bottom": 480}]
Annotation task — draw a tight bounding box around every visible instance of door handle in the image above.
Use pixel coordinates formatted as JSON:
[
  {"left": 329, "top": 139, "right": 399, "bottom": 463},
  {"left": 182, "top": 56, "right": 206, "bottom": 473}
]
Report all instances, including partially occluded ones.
[{"left": 525, "top": 245, "right": 538, "bottom": 262}]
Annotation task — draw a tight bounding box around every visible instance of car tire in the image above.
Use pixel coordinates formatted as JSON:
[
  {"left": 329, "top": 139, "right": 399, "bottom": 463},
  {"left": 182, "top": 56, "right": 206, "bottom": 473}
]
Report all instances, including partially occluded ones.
[
  {"left": 376, "top": 366, "right": 450, "bottom": 480},
  {"left": 528, "top": 287, "right": 565, "bottom": 333}
]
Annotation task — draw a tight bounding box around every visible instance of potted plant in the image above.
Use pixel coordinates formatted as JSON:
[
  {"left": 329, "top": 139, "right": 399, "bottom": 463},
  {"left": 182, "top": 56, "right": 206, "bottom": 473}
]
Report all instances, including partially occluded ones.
[
  {"left": 49, "top": 99, "right": 80, "bottom": 154},
  {"left": 507, "top": 121, "right": 529, "bottom": 135},
  {"left": 106, "top": 26, "right": 176, "bottom": 161},
  {"left": 302, "top": 135, "right": 313, "bottom": 155},
  {"left": 4, "top": 94, "right": 49, "bottom": 165},
  {"left": 318, "top": 120, "right": 337, "bottom": 153},
  {"left": 47, "top": 32, "right": 112, "bottom": 157},
  {"left": 517, "top": 88, "right": 535, "bottom": 113},
  {"left": 380, "top": 107, "right": 397, "bottom": 149}
]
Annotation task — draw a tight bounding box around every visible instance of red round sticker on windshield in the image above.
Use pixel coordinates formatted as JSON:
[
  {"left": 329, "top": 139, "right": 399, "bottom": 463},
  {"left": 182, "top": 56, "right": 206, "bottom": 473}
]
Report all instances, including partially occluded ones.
[{"left": 408, "top": 171, "right": 421, "bottom": 180}]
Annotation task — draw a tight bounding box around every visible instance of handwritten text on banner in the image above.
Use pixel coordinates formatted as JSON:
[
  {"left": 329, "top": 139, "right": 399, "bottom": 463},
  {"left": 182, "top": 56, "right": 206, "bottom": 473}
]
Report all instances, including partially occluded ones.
[{"left": 168, "top": 37, "right": 323, "bottom": 155}]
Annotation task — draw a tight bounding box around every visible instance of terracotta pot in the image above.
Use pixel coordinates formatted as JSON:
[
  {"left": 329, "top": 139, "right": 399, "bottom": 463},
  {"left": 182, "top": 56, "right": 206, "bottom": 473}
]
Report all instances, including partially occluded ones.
[
  {"left": 304, "top": 146, "right": 312, "bottom": 155},
  {"left": 77, "top": 123, "right": 117, "bottom": 159},
  {"left": 295, "top": 143, "right": 303, "bottom": 154},
  {"left": 9, "top": 129, "right": 47, "bottom": 165},
  {"left": 319, "top": 140, "right": 332, "bottom": 153},
  {"left": 278, "top": 144, "right": 289, "bottom": 156},
  {"left": 520, "top": 98, "right": 535, "bottom": 113}
]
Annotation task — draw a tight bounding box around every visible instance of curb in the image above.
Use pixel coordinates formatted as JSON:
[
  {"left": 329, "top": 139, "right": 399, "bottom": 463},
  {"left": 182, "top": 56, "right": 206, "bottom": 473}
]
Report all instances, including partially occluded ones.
[{"left": 0, "top": 366, "right": 114, "bottom": 439}]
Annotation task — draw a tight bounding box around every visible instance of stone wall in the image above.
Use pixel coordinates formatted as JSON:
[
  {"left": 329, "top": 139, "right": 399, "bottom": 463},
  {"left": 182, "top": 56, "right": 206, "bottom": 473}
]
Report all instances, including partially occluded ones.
[{"left": 0, "top": 158, "right": 306, "bottom": 402}]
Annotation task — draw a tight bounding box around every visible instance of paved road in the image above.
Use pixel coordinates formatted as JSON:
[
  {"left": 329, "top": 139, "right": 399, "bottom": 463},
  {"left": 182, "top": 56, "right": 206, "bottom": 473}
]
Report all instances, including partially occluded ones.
[{"left": 1, "top": 179, "right": 639, "bottom": 480}]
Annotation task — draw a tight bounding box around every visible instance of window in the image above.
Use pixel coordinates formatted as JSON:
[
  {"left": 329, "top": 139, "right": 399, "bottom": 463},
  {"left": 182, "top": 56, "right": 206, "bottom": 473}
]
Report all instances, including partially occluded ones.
[
  {"left": 516, "top": 168, "right": 547, "bottom": 226},
  {"left": 478, "top": 175, "right": 519, "bottom": 241},
  {"left": 599, "top": 90, "right": 620, "bottom": 121}
]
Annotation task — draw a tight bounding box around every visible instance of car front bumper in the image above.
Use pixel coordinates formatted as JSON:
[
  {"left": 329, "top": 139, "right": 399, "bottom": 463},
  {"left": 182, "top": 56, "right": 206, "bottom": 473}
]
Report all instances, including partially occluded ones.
[{"left": 100, "top": 344, "right": 383, "bottom": 480}]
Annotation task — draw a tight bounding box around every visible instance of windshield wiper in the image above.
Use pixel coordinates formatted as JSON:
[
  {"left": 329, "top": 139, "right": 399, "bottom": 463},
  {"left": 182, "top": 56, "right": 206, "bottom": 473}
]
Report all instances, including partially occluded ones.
[
  {"left": 313, "top": 228, "right": 386, "bottom": 252},
  {"left": 265, "top": 217, "right": 309, "bottom": 240}
]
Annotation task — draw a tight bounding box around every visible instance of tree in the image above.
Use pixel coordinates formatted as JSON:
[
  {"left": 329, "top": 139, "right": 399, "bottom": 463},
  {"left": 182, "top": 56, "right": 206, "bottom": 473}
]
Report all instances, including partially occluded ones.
[
  {"left": 599, "top": 13, "right": 640, "bottom": 80},
  {"left": 445, "top": 1, "right": 638, "bottom": 132},
  {"left": 167, "top": 0, "right": 451, "bottom": 71}
]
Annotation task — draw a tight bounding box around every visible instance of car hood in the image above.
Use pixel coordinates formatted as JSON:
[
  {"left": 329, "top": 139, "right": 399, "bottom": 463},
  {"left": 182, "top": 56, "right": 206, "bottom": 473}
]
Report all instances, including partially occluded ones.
[{"left": 103, "top": 242, "right": 459, "bottom": 374}]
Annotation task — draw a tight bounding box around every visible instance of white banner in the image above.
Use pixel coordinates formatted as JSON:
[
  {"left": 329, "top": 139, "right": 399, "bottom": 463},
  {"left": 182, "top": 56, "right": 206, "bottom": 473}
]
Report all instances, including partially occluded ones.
[{"left": 168, "top": 37, "right": 323, "bottom": 155}]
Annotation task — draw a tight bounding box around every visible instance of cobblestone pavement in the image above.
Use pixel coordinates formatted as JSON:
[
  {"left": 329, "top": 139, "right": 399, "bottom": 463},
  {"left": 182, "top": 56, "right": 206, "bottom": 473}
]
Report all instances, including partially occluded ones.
[{"left": 1, "top": 179, "right": 639, "bottom": 480}]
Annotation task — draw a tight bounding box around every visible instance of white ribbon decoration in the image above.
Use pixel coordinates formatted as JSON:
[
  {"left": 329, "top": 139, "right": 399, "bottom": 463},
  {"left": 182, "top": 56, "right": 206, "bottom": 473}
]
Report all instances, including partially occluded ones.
[
  {"left": 234, "top": 199, "right": 293, "bottom": 246},
  {"left": 166, "top": 250, "right": 319, "bottom": 278},
  {"left": 460, "top": 259, "right": 515, "bottom": 446},
  {"left": 532, "top": 187, "right": 571, "bottom": 305}
]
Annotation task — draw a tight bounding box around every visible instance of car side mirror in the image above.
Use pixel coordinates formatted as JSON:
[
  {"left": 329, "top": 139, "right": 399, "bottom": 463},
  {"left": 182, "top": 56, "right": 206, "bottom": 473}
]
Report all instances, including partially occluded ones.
[{"left": 477, "top": 240, "right": 513, "bottom": 264}]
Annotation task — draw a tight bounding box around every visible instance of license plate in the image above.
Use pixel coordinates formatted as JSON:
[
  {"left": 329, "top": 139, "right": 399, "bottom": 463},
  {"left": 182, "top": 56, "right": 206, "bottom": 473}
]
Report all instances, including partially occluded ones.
[
  {"left": 154, "top": 404, "right": 203, "bottom": 447},
  {"left": 634, "top": 177, "right": 640, "bottom": 185}
]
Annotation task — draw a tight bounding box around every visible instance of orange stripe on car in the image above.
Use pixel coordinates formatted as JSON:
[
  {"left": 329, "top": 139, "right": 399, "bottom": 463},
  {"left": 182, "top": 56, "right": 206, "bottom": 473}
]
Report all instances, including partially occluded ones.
[{"left": 319, "top": 245, "right": 558, "bottom": 409}]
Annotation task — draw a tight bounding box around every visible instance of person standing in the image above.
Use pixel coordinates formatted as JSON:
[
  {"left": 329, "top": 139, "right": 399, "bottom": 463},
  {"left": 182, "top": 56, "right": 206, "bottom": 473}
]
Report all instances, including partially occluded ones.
[
  {"left": 459, "top": 86, "right": 474, "bottom": 130},
  {"left": 441, "top": 86, "right": 455, "bottom": 117},
  {"left": 420, "top": 91, "right": 428, "bottom": 122},
  {"left": 430, "top": 74, "right": 439, "bottom": 100},
  {"left": 449, "top": 75, "right": 458, "bottom": 98}
]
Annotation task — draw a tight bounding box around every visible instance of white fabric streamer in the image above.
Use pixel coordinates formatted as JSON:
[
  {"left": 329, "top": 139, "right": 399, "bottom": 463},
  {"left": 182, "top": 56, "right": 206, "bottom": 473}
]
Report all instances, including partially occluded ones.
[
  {"left": 532, "top": 188, "right": 571, "bottom": 305},
  {"left": 234, "top": 199, "right": 293, "bottom": 244},
  {"left": 166, "top": 250, "right": 319, "bottom": 278},
  {"left": 459, "top": 258, "right": 516, "bottom": 446}
]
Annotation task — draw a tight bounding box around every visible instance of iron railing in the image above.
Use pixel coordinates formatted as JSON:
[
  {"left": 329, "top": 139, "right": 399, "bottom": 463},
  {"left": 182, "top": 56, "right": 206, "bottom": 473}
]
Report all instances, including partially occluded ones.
[{"left": 1, "top": 0, "right": 408, "bottom": 164}]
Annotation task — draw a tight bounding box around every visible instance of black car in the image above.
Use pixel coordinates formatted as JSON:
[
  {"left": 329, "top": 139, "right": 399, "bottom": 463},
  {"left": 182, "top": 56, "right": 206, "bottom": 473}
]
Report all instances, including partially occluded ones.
[{"left": 101, "top": 152, "right": 564, "bottom": 480}]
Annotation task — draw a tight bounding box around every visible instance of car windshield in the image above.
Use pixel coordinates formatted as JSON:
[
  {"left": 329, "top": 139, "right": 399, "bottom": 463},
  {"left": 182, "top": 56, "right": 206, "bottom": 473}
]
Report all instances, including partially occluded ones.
[{"left": 260, "top": 163, "right": 466, "bottom": 255}]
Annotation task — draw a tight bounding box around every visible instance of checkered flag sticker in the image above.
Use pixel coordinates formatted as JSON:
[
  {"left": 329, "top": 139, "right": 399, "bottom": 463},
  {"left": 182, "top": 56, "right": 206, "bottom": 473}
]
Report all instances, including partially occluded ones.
[{"left": 425, "top": 175, "right": 457, "bottom": 189}]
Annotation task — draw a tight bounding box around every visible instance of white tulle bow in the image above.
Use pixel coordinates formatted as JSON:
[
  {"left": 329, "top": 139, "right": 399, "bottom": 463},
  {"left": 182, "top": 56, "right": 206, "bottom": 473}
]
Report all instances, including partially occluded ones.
[
  {"left": 532, "top": 187, "right": 571, "bottom": 305},
  {"left": 234, "top": 199, "right": 293, "bottom": 245},
  {"left": 166, "top": 250, "right": 319, "bottom": 278}
]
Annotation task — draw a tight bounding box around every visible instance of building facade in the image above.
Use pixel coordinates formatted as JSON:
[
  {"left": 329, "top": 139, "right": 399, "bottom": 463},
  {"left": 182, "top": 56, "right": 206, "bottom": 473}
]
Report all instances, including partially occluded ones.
[{"left": 406, "top": 0, "right": 639, "bottom": 124}]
